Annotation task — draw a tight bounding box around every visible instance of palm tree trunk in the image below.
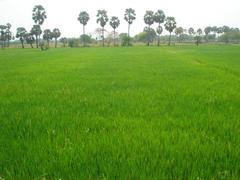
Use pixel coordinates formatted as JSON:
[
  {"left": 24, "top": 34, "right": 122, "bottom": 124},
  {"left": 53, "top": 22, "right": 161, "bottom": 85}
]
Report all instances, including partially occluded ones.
[
  {"left": 55, "top": 38, "right": 57, "bottom": 48},
  {"left": 114, "top": 29, "right": 116, "bottom": 46},
  {"left": 128, "top": 23, "right": 130, "bottom": 46},
  {"left": 83, "top": 25, "right": 85, "bottom": 47},
  {"left": 168, "top": 32, "right": 171, "bottom": 46},
  {"left": 147, "top": 25, "right": 150, "bottom": 46},
  {"left": 102, "top": 27, "right": 105, "bottom": 47},
  {"left": 36, "top": 35, "right": 38, "bottom": 48},
  {"left": 157, "top": 36, "right": 160, "bottom": 46},
  {"left": 21, "top": 40, "right": 24, "bottom": 49}
]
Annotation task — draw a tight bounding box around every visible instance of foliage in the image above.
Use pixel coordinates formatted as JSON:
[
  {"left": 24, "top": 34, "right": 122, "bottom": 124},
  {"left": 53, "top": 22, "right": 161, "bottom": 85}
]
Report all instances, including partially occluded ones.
[
  {"left": 80, "top": 34, "right": 92, "bottom": 45},
  {"left": 154, "top": 10, "right": 165, "bottom": 25},
  {"left": 219, "top": 31, "right": 240, "bottom": 43},
  {"left": 164, "top": 16, "right": 177, "bottom": 45},
  {"left": 43, "top": 29, "right": 52, "bottom": 46},
  {"left": 60, "top": 37, "right": 68, "bottom": 47},
  {"left": 68, "top": 38, "right": 79, "bottom": 47},
  {"left": 52, "top": 28, "right": 61, "bottom": 48},
  {"left": 32, "top": 5, "right": 47, "bottom": 25},
  {"left": 110, "top": 16, "right": 120, "bottom": 30},
  {"left": 124, "top": 8, "right": 136, "bottom": 25},
  {"left": 119, "top": 33, "right": 132, "bottom": 46},
  {"left": 78, "top": 11, "right": 90, "bottom": 26},
  {"left": 16, "top": 27, "right": 27, "bottom": 48},
  {"left": 25, "top": 33, "right": 35, "bottom": 48}
]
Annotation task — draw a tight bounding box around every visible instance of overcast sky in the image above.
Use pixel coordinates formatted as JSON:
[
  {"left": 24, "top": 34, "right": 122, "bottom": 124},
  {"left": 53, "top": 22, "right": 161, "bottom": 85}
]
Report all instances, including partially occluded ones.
[{"left": 0, "top": 0, "right": 240, "bottom": 37}]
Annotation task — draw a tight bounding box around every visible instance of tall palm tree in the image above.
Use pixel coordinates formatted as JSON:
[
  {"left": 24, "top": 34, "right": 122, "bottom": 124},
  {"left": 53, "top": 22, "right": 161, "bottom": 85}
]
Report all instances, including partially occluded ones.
[
  {"left": 156, "top": 26, "right": 163, "bottom": 46},
  {"left": 96, "top": 10, "right": 109, "bottom": 47},
  {"left": 32, "top": 5, "right": 47, "bottom": 47},
  {"left": 26, "top": 33, "right": 35, "bottom": 48},
  {"left": 124, "top": 8, "right": 136, "bottom": 46},
  {"left": 52, "top": 28, "right": 61, "bottom": 48},
  {"left": 109, "top": 16, "right": 120, "bottom": 46},
  {"left": 144, "top": 11, "right": 155, "bottom": 46},
  {"left": 31, "top": 25, "right": 42, "bottom": 48},
  {"left": 78, "top": 11, "right": 90, "bottom": 47},
  {"left": 16, "top": 27, "right": 27, "bottom": 49},
  {"left": 164, "top": 17, "right": 177, "bottom": 46},
  {"left": 43, "top": 29, "right": 52, "bottom": 47},
  {"left": 154, "top": 10, "right": 165, "bottom": 46}
]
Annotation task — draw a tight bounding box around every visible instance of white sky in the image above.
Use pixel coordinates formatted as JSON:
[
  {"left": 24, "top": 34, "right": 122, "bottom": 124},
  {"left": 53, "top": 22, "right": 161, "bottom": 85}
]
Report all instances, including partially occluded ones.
[{"left": 0, "top": 0, "right": 240, "bottom": 37}]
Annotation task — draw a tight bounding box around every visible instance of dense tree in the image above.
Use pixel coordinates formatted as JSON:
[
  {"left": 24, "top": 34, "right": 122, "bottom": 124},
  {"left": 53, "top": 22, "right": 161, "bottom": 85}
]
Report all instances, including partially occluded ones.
[
  {"left": 156, "top": 26, "right": 163, "bottom": 46},
  {"left": 52, "top": 28, "right": 61, "bottom": 48},
  {"left": 96, "top": 10, "right": 109, "bottom": 47},
  {"left": 78, "top": 11, "right": 90, "bottom": 46},
  {"left": 16, "top": 27, "right": 27, "bottom": 48},
  {"left": 124, "top": 8, "right": 136, "bottom": 46},
  {"left": 31, "top": 25, "right": 42, "bottom": 48},
  {"left": 154, "top": 10, "right": 165, "bottom": 46},
  {"left": 109, "top": 16, "right": 120, "bottom": 46},
  {"left": 164, "top": 17, "right": 177, "bottom": 46},
  {"left": 25, "top": 33, "right": 35, "bottom": 48},
  {"left": 175, "top": 27, "right": 184, "bottom": 42},
  {"left": 144, "top": 11, "right": 155, "bottom": 46},
  {"left": 43, "top": 29, "right": 52, "bottom": 47},
  {"left": 32, "top": 5, "right": 47, "bottom": 48}
]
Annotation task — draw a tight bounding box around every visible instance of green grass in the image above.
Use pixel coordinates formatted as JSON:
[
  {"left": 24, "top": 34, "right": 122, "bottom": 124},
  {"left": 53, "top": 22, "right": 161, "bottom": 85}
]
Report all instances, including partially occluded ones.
[{"left": 0, "top": 45, "right": 240, "bottom": 179}]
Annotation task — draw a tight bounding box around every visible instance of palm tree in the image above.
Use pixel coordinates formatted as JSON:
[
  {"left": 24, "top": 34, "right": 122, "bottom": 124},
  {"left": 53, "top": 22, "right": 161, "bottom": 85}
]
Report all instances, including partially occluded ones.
[
  {"left": 204, "top": 26, "right": 211, "bottom": 42},
  {"left": 31, "top": 25, "right": 42, "bottom": 48},
  {"left": 16, "top": 27, "right": 27, "bottom": 48},
  {"left": 78, "top": 11, "right": 90, "bottom": 47},
  {"left": 154, "top": 10, "right": 165, "bottom": 46},
  {"left": 26, "top": 33, "right": 35, "bottom": 48},
  {"left": 164, "top": 17, "right": 177, "bottom": 46},
  {"left": 124, "top": 8, "right": 136, "bottom": 46},
  {"left": 60, "top": 37, "right": 68, "bottom": 47},
  {"left": 175, "top": 27, "right": 184, "bottom": 43},
  {"left": 6, "top": 23, "right": 12, "bottom": 47},
  {"left": 156, "top": 26, "right": 163, "bottom": 46},
  {"left": 52, "top": 28, "right": 61, "bottom": 48},
  {"left": 43, "top": 29, "right": 52, "bottom": 47},
  {"left": 144, "top": 11, "right": 155, "bottom": 46},
  {"left": 96, "top": 10, "right": 109, "bottom": 47},
  {"left": 32, "top": 5, "right": 47, "bottom": 47},
  {"left": 196, "top": 28, "right": 203, "bottom": 46},
  {"left": 0, "top": 25, "right": 7, "bottom": 49},
  {"left": 109, "top": 16, "right": 120, "bottom": 46}
]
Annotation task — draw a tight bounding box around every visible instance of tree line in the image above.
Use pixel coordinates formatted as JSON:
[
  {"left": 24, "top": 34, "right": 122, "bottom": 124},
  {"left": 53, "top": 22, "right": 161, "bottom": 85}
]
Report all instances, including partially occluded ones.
[{"left": 1, "top": 5, "right": 239, "bottom": 49}]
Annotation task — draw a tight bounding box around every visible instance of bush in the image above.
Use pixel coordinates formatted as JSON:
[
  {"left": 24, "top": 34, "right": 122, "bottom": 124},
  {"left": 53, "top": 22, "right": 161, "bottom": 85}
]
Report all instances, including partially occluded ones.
[
  {"left": 68, "top": 38, "right": 79, "bottom": 48},
  {"left": 120, "top": 34, "right": 132, "bottom": 46},
  {"left": 80, "top": 34, "right": 92, "bottom": 46}
]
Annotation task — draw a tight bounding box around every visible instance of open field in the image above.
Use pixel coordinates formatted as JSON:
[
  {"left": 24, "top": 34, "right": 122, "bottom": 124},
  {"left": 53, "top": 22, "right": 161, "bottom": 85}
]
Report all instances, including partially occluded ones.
[{"left": 0, "top": 45, "right": 240, "bottom": 179}]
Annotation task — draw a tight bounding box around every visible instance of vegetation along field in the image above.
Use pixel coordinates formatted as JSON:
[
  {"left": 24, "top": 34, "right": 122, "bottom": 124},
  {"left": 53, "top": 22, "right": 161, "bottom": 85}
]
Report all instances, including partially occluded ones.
[{"left": 0, "top": 45, "right": 240, "bottom": 179}]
